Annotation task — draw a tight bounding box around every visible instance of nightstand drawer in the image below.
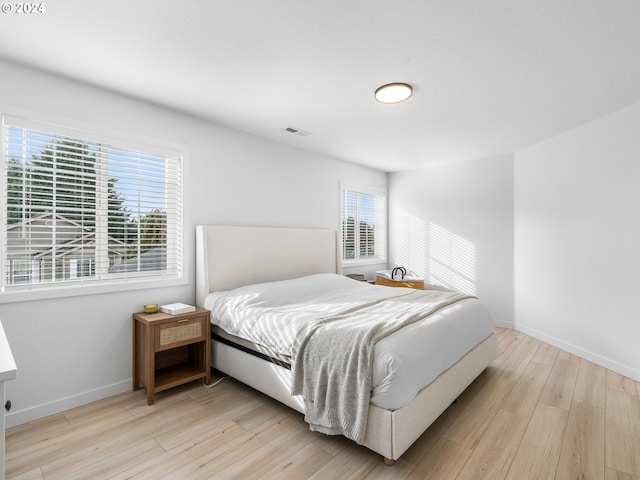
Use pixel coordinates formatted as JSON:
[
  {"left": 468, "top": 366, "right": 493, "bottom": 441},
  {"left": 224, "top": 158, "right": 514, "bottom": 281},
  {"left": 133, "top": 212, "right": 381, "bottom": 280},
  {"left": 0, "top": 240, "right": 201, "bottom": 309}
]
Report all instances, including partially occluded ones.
[{"left": 155, "top": 317, "right": 206, "bottom": 351}]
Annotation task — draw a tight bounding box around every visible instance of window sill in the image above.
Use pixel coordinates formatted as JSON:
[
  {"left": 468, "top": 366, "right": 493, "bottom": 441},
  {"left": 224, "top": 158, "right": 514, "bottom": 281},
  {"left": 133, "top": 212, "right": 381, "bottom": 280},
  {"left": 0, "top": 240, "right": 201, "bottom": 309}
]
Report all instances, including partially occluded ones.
[
  {"left": 0, "top": 275, "right": 187, "bottom": 304},
  {"left": 342, "top": 258, "right": 387, "bottom": 268}
]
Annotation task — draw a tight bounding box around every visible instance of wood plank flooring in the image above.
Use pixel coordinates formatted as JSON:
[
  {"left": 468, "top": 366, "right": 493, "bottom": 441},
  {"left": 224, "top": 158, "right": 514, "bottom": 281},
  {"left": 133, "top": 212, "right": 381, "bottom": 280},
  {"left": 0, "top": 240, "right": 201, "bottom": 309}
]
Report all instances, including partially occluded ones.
[{"left": 6, "top": 327, "right": 640, "bottom": 479}]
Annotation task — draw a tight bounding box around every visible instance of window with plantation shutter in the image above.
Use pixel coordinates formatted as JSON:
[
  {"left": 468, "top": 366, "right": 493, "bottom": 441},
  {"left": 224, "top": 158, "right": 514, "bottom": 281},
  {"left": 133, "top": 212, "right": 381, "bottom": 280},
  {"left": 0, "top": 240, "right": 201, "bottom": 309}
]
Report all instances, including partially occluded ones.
[
  {"left": 1, "top": 114, "right": 184, "bottom": 296},
  {"left": 340, "top": 182, "right": 386, "bottom": 263}
]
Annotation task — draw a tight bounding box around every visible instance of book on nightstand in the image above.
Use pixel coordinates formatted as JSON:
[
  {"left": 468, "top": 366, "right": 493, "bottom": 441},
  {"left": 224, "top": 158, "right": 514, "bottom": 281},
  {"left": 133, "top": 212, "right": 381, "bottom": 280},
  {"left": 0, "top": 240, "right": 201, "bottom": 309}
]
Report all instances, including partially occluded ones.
[{"left": 159, "top": 302, "right": 196, "bottom": 315}]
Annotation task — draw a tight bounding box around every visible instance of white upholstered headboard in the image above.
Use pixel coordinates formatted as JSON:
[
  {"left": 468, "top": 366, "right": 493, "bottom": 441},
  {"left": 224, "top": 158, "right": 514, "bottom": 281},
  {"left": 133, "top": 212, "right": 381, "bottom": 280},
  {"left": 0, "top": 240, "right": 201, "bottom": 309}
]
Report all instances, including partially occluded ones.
[{"left": 195, "top": 225, "right": 340, "bottom": 307}]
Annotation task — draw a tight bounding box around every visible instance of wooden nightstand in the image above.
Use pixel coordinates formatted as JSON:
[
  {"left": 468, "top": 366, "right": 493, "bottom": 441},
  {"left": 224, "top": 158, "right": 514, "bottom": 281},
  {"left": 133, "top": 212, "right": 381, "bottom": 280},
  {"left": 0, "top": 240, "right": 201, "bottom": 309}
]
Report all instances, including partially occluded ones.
[{"left": 132, "top": 307, "right": 211, "bottom": 405}]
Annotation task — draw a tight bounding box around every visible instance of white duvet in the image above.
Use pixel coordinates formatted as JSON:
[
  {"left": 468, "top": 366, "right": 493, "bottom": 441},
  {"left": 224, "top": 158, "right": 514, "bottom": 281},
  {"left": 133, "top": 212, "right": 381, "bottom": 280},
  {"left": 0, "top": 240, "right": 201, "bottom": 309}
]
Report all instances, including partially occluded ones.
[{"left": 205, "top": 273, "right": 493, "bottom": 410}]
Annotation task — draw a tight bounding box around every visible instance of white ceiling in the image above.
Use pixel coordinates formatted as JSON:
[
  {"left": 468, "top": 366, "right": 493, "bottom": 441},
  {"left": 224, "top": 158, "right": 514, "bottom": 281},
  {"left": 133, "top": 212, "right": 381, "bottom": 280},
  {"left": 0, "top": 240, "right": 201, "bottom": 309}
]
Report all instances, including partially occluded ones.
[{"left": 1, "top": 1, "right": 640, "bottom": 172}]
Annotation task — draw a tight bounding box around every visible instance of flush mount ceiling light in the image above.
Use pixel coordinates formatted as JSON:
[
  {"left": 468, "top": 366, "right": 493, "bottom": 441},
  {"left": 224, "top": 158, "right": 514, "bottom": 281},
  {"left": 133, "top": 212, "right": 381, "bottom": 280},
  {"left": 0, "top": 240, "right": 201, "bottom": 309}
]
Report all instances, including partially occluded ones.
[{"left": 374, "top": 82, "right": 413, "bottom": 104}]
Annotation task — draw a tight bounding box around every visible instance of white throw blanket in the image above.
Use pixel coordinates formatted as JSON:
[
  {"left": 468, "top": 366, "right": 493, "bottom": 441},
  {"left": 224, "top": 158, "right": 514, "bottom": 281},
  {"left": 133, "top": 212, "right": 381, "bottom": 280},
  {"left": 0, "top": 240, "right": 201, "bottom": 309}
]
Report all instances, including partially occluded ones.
[{"left": 291, "top": 289, "right": 473, "bottom": 444}]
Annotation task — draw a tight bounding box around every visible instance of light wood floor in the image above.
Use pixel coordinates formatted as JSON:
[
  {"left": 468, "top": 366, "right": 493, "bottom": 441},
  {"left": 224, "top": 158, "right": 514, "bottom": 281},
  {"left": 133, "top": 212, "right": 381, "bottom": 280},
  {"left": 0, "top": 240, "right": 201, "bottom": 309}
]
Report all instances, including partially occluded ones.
[{"left": 6, "top": 327, "right": 640, "bottom": 479}]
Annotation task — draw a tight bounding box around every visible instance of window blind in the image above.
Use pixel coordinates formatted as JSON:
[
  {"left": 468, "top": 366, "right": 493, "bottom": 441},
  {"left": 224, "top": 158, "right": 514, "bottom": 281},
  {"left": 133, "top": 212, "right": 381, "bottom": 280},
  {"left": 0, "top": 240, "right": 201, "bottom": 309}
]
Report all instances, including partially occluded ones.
[
  {"left": 340, "top": 183, "right": 386, "bottom": 262},
  {"left": 1, "top": 115, "right": 183, "bottom": 291}
]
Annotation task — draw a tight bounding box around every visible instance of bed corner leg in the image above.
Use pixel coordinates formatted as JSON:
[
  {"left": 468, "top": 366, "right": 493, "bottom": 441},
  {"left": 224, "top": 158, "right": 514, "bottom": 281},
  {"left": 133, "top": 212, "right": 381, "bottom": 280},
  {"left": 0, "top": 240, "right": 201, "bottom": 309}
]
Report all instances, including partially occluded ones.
[{"left": 383, "top": 457, "right": 395, "bottom": 466}]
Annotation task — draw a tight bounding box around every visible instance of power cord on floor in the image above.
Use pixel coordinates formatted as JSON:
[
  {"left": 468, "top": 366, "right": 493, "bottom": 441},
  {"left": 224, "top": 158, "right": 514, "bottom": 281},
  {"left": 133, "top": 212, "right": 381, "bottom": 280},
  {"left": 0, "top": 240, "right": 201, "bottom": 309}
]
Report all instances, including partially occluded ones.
[{"left": 202, "top": 375, "right": 229, "bottom": 388}]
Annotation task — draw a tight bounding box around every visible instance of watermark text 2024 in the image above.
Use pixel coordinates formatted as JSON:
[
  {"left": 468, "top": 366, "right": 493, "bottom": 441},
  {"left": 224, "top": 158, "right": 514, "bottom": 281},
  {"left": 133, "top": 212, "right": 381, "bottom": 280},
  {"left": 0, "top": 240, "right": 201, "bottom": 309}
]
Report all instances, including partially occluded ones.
[{"left": 2, "top": 3, "right": 46, "bottom": 14}]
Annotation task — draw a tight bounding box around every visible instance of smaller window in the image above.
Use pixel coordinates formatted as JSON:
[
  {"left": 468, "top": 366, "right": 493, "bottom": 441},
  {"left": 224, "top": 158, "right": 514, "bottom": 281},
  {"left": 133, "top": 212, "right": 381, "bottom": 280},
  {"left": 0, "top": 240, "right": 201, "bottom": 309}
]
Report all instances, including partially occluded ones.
[{"left": 340, "top": 182, "right": 386, "bottom": 264}]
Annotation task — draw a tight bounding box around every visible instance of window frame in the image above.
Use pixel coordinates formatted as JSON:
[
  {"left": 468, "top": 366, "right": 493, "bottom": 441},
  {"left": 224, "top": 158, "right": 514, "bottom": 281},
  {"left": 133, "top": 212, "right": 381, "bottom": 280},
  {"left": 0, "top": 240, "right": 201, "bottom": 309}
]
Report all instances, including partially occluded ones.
[
  {"left": 339, "top": 181, "right": 387, "bottom": 266},
  {"left": 0, "top": 109, "right": 188, "bottom": 303}
]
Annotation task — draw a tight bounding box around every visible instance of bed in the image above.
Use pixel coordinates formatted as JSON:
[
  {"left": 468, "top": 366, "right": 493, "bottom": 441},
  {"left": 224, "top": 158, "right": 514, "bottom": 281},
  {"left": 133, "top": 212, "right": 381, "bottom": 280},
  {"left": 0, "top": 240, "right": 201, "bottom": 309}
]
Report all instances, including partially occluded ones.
[{"left": 195, "top": 225, "right": 497, "bottom": 464}]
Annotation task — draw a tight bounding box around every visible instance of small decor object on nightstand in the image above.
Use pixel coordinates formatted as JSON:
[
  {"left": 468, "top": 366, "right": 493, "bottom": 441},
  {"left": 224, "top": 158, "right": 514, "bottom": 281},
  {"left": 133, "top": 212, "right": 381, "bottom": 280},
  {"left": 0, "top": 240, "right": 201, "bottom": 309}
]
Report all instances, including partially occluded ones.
[
  {"left": 159, "top": 302, "right": 196, "bottom": 315},
  {"left": 143, "top": 303, "right": 158, "bottom": 314},
  {"left": 346, "top": 273, "right": 366, "bottom": 282}
]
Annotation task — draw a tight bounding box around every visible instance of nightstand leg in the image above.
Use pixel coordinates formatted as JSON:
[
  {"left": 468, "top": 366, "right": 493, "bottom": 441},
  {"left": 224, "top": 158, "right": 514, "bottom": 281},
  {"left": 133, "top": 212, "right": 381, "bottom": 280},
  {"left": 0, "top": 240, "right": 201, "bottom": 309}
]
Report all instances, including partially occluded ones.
[
  {"left": 132, "top": 320, "right": 139, "bottom": 391},
  {"left": 145, "top": 323, "right": 155, "bottom": 405}
]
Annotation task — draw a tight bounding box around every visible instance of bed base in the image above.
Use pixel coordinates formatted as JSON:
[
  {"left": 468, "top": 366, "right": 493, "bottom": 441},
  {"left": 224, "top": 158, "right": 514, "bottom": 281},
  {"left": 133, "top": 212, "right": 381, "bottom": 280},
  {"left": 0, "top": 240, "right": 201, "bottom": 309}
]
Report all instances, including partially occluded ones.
[{"left": 211, "top": 331, "right": 497, "bottom": 462}]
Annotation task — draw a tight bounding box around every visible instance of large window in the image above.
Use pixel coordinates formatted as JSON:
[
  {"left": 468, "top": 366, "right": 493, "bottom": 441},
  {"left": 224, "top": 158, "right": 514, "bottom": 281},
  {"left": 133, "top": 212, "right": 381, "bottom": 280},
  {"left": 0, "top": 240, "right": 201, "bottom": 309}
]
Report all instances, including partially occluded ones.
[
  {"left": 340, "top": 182, "right": 386, "bottom": 264},
  {"left": 1, "top": 114, "right": 184, "bottom": 296}
]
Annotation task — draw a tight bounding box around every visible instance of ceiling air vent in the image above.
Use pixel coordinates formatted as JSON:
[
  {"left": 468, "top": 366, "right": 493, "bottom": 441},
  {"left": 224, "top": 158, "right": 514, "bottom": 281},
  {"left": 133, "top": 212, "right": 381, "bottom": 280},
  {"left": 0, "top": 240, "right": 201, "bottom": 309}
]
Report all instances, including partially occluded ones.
[{"left": 284, "top": 127, "right": 311, "bottom": 136}]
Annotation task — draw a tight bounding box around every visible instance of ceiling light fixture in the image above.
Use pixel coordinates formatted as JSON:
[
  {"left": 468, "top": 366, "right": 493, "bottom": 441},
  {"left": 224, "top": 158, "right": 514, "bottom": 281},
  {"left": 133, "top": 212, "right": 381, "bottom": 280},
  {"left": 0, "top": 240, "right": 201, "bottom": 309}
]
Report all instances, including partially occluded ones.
[{"left": 374, "top": 82, "right": 413, "bottom": 104}]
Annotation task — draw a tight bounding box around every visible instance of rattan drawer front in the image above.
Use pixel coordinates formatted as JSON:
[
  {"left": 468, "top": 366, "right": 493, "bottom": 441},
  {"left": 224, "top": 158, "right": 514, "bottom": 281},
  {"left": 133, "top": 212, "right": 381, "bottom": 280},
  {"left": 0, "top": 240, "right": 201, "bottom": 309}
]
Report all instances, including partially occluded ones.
[{"left": 157, "top": 320, "right": 203, "bottom": 349}]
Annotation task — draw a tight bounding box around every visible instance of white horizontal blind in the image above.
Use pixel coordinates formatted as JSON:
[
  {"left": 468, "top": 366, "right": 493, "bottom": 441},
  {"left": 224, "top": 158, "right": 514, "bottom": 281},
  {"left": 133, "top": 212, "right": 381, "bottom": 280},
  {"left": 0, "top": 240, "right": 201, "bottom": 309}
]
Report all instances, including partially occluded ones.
[
  {"left": 1, "top": 116, "right": 183, "bottom": 291},
  {"left": 340, "top": 183, "right": 386, "bottom": 262}
]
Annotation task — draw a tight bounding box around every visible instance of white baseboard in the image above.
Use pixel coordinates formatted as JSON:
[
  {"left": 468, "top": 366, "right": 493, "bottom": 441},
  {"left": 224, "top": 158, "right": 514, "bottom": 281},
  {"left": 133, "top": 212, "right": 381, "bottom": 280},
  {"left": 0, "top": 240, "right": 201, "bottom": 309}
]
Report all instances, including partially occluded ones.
[
  {"left": 493, "top": 318, "right": 513, "bottom": 329},
  {"left": 514, "top": 323, "right": 640, "bottom": 383},
  {"left": 5, "top": 380, "right": 130, "bottom": 428}
]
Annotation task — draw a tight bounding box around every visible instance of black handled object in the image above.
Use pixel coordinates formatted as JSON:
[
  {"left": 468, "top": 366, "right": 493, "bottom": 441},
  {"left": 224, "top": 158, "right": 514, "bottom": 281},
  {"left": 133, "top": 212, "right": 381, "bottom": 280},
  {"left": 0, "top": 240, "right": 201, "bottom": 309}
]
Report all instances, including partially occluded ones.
[{"left": 391, "top": 267, "right": 406, "bottom": 280}]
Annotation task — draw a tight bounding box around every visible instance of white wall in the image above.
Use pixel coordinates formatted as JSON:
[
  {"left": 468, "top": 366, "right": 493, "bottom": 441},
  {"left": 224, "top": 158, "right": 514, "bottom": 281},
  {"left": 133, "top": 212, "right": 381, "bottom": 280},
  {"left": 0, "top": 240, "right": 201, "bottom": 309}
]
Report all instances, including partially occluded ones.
[
  {"left": 388, "top": 155, "right": 514, "bottom": 326},
  {"left": 0, "top": 60, "right": 386, "bottom": 426},
  {"left": 514, "top": 101, "right": 640, "bottom": 381}
]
